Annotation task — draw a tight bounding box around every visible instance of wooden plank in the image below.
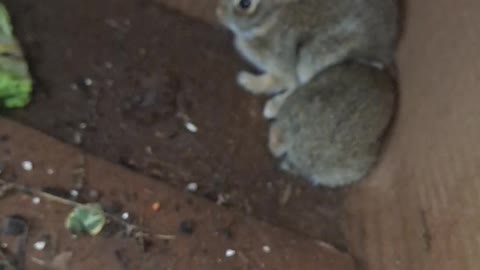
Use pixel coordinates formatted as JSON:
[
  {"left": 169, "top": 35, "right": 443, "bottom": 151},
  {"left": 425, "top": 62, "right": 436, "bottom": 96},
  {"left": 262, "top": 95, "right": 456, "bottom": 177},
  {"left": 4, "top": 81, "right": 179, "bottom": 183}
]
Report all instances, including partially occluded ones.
[
  {"left": 0, "top": 118, "right": 355, "bottom": 270},
  {"left": 343, "top": 0, "right": 480, "bottom": 269}
]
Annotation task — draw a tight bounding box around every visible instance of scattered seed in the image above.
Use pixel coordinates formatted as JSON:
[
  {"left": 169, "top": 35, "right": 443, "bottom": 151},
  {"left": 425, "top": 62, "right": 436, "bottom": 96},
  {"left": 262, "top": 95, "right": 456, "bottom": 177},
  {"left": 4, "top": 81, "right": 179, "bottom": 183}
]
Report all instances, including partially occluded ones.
[
  {"left": 21, "top": 161, "right": 33, "bottom": 171},
  {"left": 70, "top": 190, "right": 79, "bottom": 198},
  {"left": 185, "top": 122, "right": 198, "bottom": 133},
  {"left": 46, "top": 168, "right": 55, "bottom": 175},
  {"left": 225, "top": 249, "right": 236, "bottom": 257},
  {"left": 79, "top": 122, "right": 88, "bottom": 129},
  {"left": 262, "top": 246, "right": 271, "bottom": 253},
  {"left": 186, "top": 182, "right": 198, "bottom": 193},
  {"left": 73, "top": 132, "right": 83, "bottom": 145},
  {"left": 32, "top": 197, "right": 41, "bottom": 205},
  {"left": 216, "top": 193, "right": 230, "bottom": 206},
  {"left": 151, "top": 202, "right": 161, "bottom": 212},
  {"left": 84, "top": 78, "right": 93, "bottom": 86},
  {"left": 121, "top": 212, "right": 130, "bottom": 220},
  {"left": 280, "top": 183, "right": 293, "bottom": 206},
  {"left": 33, "top": 241, "right": 47, "bottom": 251}
]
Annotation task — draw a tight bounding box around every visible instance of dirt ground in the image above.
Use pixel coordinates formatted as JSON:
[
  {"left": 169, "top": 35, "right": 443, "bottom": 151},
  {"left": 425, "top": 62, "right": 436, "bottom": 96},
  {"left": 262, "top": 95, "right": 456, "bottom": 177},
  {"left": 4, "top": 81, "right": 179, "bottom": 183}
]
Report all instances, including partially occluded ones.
[{"left": 3, "top": 0, "right": 348, "bottom": 251}]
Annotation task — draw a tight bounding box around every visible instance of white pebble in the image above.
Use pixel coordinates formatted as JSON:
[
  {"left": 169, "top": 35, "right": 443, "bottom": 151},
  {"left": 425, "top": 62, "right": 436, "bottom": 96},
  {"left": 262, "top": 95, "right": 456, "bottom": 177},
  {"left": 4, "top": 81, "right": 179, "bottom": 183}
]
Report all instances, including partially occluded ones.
[
  {"left": 32, "top": 197, "right": 41, "bottom": 205},
  {"left": 70, "top": 190, "right": 79, "bottom": 198},
  {"left": 33, "top": 241, "right": 47, "bottom": 251},
  {"left": 84, "top": 78, "right": 93, "bottom": 86},
  {"left": 225, "top": 249, "right": 236, "bottom": 257},
  {"left": 121, "top": 212, "right": 130, "bottom": 220},
  {"left": 185, "top": 122, "right": 198, "bottom": 133},
  {"left": 21, "top": 161, "right": 33, "bottom": 171},
  {"left": 46, "top": 168, "right": 55, "bottom": 175},
  {"left": 262, "top": 245, "right": 271, "bottom": 253},
  {"left": 186, "top": 182, "right": 198, "bottom": 192}
]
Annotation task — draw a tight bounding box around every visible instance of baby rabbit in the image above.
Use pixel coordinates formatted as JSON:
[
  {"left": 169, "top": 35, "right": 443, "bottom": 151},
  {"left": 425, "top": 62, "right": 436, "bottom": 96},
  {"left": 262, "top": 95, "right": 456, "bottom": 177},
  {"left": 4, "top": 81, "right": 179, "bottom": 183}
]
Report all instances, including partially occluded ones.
[
  {"left": 268, "top": 61, "right": 396, "bottom": 187},
  {"left": 216, "top": 0, "right": 398, "bottom": 119}
]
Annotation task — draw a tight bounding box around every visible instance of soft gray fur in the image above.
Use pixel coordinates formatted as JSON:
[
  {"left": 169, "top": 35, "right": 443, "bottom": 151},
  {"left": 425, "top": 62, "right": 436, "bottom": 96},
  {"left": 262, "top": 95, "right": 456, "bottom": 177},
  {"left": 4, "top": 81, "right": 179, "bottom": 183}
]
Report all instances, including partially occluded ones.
[{"left": 268, "top": 62, "right": 395, "bottom": 187}]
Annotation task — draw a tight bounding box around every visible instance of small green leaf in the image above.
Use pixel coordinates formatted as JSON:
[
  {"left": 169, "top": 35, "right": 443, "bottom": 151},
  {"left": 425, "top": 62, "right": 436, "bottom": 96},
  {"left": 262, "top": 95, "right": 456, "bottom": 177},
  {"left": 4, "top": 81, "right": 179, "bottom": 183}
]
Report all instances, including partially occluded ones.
[
  {"left": 65, "top": 204, "right": 106, "bottom": 236},
  {"left": 0, "top": 3, "right": 13, "bottom": 37},
  {"left": 0, "top": 3, "right": 33, "bottom": 109}
]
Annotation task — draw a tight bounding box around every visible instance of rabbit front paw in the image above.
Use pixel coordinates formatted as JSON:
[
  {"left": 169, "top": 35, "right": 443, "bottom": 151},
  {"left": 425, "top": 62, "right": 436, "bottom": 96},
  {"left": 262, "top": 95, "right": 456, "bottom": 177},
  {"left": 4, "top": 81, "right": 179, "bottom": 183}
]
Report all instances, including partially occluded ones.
[
  {"left": 263, "top": 91, "right": 292, "bottom": 119},
  {"left": 237, "top": 71, "right": 283, "bottom": 95},
  {"left": 268, "top": 125, "right": 288, "bottom": 157}
]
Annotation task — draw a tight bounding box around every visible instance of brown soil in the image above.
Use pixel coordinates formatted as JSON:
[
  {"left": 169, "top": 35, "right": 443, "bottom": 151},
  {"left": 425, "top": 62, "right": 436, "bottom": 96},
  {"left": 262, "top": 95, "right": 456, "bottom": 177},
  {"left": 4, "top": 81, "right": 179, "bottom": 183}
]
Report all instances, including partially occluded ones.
[{"left": 3, "top": 0, "right": 347, "bottom": 250}]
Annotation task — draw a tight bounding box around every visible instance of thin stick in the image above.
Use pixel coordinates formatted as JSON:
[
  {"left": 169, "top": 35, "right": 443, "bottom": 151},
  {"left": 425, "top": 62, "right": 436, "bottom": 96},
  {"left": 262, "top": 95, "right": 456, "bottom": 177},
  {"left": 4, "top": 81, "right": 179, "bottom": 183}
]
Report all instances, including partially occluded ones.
[{"left": 0, "top": 179, "right": 176, "bottom": 241}]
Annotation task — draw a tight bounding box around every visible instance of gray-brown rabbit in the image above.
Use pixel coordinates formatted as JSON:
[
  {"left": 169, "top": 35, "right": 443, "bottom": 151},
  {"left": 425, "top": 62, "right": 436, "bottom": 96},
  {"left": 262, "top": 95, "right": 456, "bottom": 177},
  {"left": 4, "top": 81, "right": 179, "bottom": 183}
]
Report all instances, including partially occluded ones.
[
  {"left": 217, "top": 0, "right": 398, "bottom": 119},
  {"left": 268, "top": 62, "right": 396, "bottom": 187}
]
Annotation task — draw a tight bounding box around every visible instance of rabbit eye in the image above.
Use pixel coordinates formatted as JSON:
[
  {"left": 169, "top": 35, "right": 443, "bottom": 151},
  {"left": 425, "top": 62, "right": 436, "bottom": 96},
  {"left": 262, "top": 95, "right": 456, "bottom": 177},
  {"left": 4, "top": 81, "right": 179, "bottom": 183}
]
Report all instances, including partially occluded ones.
[{"left": 238, "top": 0, "right": 251, "bottom": 9}]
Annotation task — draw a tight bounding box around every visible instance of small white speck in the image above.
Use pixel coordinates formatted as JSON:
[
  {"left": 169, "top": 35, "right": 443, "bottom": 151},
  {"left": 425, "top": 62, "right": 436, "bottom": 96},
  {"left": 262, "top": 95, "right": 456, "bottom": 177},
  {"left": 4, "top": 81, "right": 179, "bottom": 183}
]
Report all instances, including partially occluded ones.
[
  {"left": 79, "top": 123, "right": 88, "bottom": 129},
  {"left": 186, "top": 182, "right": 198, "bottom": 192},
  {"left": 185, "top": 122, "right": 198, "bottom": 133},
  {"left": 46, "top": 168, "right": 55, "bottom": 175},
  {"left": 262, "top": 245, "right": 271, "bottom": 253},
  {"left": 73, "top": 132, "right": 83, "bottom": 145},
  {"left": 225, "top": 249, "right": 236, "bottom": 257},
  {"left": 32, "top": 197, "right": 41, "bottom": 205},
  {"left": 21, "top": 161, "right": 33, "bottom": 171},
  {"left": 84, "top": 78, "right": 93, "bottom": 86},
  {"left": 104, "top": 61, "right": 113, "bottom": 69},
  {"left": 0, "top": 243, "right": 7, "bottom": 249},
  {"left": 70, "top": 190, "right": 79, "bottom": 198},
  {"left": 33, "top": 241, "right": 47, "bottom": 251},
  {"left": 216, "top": 193, "right": 230, "bottom": 206},
  {"left": 121, "top": 212, "right": 130, "bottom": 220}
]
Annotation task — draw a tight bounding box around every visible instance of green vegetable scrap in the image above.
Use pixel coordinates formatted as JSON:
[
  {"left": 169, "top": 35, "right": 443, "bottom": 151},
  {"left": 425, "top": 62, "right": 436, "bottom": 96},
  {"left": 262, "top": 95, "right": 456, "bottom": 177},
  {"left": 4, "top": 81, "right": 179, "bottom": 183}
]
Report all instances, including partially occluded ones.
[
  {"left": 0, "top": 3, "right": 32, "bottom": 109},
  {"left": 65, "top": 204, "right": 107, "bottom": 236}
]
